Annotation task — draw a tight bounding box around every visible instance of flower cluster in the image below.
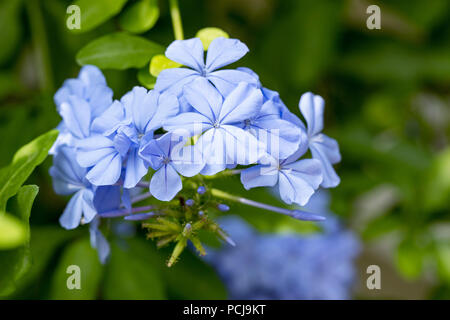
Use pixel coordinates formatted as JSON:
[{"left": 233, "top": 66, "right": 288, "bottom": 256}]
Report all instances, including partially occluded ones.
[
  {"left": 49, "top": 36, "right": 341, "bottom": 264},
  {"left": 204, "top": 191, "right": 360, "bottom": 300}
]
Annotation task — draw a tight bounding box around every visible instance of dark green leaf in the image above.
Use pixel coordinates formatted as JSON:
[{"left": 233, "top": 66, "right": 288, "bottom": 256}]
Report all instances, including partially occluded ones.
[
  {"left": 103, "top": 239, "right": 165, "bottom": 299},
  {"left": 0, "top": 0, "right": 23, "bottom": 65},
  {"left": 76, "top": 32, "right": 164, "bottom": 69},
  {"left": 50, "top": 237, "right": 103, "bottom": 299}
]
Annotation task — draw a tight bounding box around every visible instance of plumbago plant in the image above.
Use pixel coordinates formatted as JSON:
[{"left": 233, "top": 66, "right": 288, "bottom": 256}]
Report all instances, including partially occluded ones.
[{"left": 48, "top": 0, "right": 342, "bottom": 267}]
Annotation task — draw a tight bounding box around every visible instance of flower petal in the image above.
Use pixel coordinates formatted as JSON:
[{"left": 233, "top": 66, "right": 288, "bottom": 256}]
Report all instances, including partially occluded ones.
[
  {"left": 205, "top": 37, "right": 249, "bottom": 72},
  {"left": 85, "top": 153, "right": 122, "bottom": 186},
  {"left": 150, "top": 164, "right": 182, "bottom": 201},
  {"left": 207, "top": 69, "right": 258, "bottom": 97},
  {"left": 183, "top": 77, "right": 223, "bottom": 121},
  {"left": 163, "top": 112, "right": 212, "bottom": 136},
  {"left": 299, "top": 92, "right": 324, "bottom": 137},
  {"left": 240, "top": 165, "right": 279, "bottom": 190},
  {"left": 59, "top": 95, "right": 91, "bottom": 139},
  {"left": 153, "top": 68, "right": 199, "bottom": 95},
  {"left": 219, "top": 82, "right": 263, "bottom": 124},
  {"left": 124, "top": 147, "right": 148, "bottom": 188},
  {"left": 310, "top": 135, "right": 341, "bottom": 188},
  {"left": 278, "top": 159, "right": 322, "bottom": 205},
  {"left": 165, "top": 38, "right": 205, "bottom": 71}
]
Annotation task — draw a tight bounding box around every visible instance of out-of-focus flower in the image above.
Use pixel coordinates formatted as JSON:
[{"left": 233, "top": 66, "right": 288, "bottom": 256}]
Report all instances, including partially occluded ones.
[{"left": 204, "top": 192, "right": 360, "bottom": 300}]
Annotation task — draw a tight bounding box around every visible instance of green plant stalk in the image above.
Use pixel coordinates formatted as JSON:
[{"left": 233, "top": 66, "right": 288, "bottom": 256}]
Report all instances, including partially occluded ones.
[
  {"left": 169, "top": 0, "right": 184, "bottom": 40},
  {"left": 25, "top": 0, "right": 54, "bottom": 92},
  {"left": 211, "top": 188, "right": 294, "bottom": 216}
]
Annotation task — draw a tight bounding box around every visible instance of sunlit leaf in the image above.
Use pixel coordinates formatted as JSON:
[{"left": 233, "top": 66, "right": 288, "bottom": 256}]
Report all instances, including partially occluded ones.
[
  {"left": 76, "top": 32, "right": 164, "bottom": 69},
  {"left": 119, "top": 0, "right": 159, "bottom": 33},
  {"left": 71, "top": 0, "right": 128, "bottom": 33},
  {"left": 195, "top": 27, "right": 229, "bottom": 50}
]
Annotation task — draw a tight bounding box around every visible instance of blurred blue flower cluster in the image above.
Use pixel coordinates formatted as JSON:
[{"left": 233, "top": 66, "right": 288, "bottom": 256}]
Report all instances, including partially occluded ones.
[
  {"left": 204, "top": 191, "right": 360, "bottom": 299},
  {"left": 49, "top": 36, "right": 342, "bottom": 263}
]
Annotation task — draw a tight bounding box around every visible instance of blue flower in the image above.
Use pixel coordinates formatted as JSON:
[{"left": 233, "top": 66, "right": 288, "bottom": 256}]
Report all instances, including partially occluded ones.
[
  {"left": 164, "top": 78, "right": 266, "bottom": 175},
  {"left": 51, "top": 65, "right": 113, "bottom": 153},
  {"left": 240, "top": 141, "right": 323, "bottom": 206},
  {"left": 50, "top": 146, "right": 97, "bottom": 229},
  {"left": 139, "top": 132, "right": 204, "bottom": 201},
  {"left": 76, "top": 87, "right": 179, "bottom": 187},
  {"left": 50, "top": 146, "right": 123, "bottom": 230},
  {"left": 242, "top": 99, "right": 304, "bottom": 159},
  {"left": 154, "top": 37, "right": 258, "bottom": 103},
  {"left": 89, "top": 217, "right": 111, "bottom": 264},
  {"left": 298, "top": 92, "right": 341, "bottom": 188},
  {"left": 204, "top": 212, "right": 360, "bottom": 299}
]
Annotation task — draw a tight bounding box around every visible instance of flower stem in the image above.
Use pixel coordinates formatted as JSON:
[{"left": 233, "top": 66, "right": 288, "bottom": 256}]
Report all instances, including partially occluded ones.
[
  {"left": 210, "top": 188, "right": 325, "bottom": 221},
  {"left": 98, "top": 205, "right": 155, "bottom": 218},
  {"left": 169, "top": 0, "right": 184, "bottom": 40},
  {"left": 131, "top": 192, "right": 153, "bottom": 204},
  {"left": 26, "top": 0, "right": 54, "bottom": 92}
]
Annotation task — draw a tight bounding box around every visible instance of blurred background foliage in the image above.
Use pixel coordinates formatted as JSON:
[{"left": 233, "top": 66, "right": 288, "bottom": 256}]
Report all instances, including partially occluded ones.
[{"left": 0, "top": 0, "right": 449, "bottom": 299}]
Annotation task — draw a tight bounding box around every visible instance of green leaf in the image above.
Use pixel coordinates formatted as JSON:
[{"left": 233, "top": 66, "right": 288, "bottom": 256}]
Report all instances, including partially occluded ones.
[
  {"left": 50, "top": 237, "right": 103, "bottom": 299},
  {"left": 195, "top": 27, "right": 229, "bottom": 50},
  {"left": 435, "top": 242, "right": 450, "bottom": 284},
  {"left": 149, "top": 54, "right": 181, "bottom": 77},
  {"left": 424, "top": 148, "right": 450, "bottom": 212},
  {"left": 0, "top": 212, "right": 27, "bottom": 249},
  {"left": 119, "top": 0, "right": 159, "bottom": 33},
  {"left": 137, "top": 66, "right": 157, "bottom": 89},
  {"left": 395, "top": 238, "right": 424, "bottom": 279},
  {"left": 0, "top": 0, "right": 23, "bottom": 65},
  {"left": 76, "top": 32, "right": 164, "bottom": 69},
  {"left": 163, "top": 249, "right": 227, "bottom": 299},
  {"left": 103, "top": 239, "right": 165, "bottom": 299},
  {"left": 0, "top": 185, "right": 38, "bottom": 297},
  {"left": 0, "top": 130, "right": 58, "bottom": 211},
  {"left": 72, "top": 0, "right": 128, "bottom": 33}
]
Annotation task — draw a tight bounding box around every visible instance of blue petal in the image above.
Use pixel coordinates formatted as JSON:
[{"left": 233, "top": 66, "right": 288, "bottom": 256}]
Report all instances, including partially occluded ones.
[
  {"left": 207, "top": 69, "right": 259, "bottom": 97},
  {"left": 76, "top": 135, "right": 115, "bottom": 167},
  {"left": 153, "top": 68, "right": 199, "bottom": 95},
  {"left": 146, "top": 92, "right": 179, "bottom": 131},
  {"left": 85, "top": 153, "right": 122, "bottom": 186},
  {"left": 150, "top": 164, "right": 182, "bottom": 201},
  {"left": 205, "top": 37, "right": 249, "bottom": 72},
  {"left": 171, "top": 145, "right": 205, "bottom": 177},
  {"left": 248, "top": 118, "right": 302, "bottom": 159},
  {"left": 163, "top": 112, "right": 212, "bottom": 136},
  {"left": 240, "top": 165, "right": 278, "bottom": 190},
  {"left": 278, "top": 159, "right": 322, "bottom": 205},
  {"left": 139, "top": 138, "right": 165, "bottom": 170},
  {"left": 195, "top": 128, "right": 227, "bottom": 175},
  {"left": 50, "top": 146, "right": 87, "bottom": 195},
  {"left": 298, "top": 92, "right": 324, "bottom": 137},
  {"left": 121, "top": 86, "right": 156, "bottom": 133},
  {"left": 165, "top": 38, "right": 205, "bottom": 71},
  {"left": 183, "top": 77, "right": 223, "bottom": 121},
  {"left": 91, "top": 100, "right": 130, "bottom": 135},
  {"left": 221, "top": 125, "right": 265, "bottom": 165},
  {"left": 59, "top": 190, "right": 84, "bottom": 229},
  {"left": 309, "top": 135, "right": 341, "bottom": 188},
  {"left": 218, "top": 83, "right": 263, "bottom": 124},
  {"left": 89, "top": 85, "right": 113, "bottom": 118},
  {"left": 93, "top": 185, "right": 121, "bottom": 213},
  {"left": 89, "top": 217, "right": 111, "bottom": 264},
  {"left": 81, "top": 189, "right": 97, "bottom": 223},
  {"left": 124, "top": 147, "right": 148, "bottom": 188},
  {"left": 59, "top": 95, "right": 91, "bottom": 139}
]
